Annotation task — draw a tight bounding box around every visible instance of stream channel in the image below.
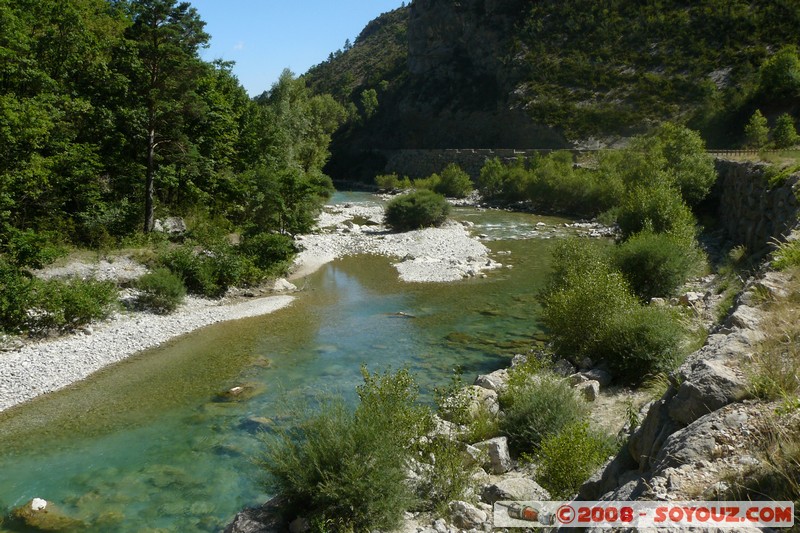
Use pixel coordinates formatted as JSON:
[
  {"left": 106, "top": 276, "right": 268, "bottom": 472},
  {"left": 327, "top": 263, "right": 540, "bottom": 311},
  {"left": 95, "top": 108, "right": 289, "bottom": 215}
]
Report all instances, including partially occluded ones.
[{"left": 0, "top": 192, "right": 574, "bottom": 532}]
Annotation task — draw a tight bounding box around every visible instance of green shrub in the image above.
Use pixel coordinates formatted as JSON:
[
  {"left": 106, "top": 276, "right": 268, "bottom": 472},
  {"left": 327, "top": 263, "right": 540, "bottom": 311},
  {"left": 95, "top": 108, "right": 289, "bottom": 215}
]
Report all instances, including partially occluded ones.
[
  {"left": 56, "top": 279, "right": 117, "bottom": 329},
  {"left": 135, "top": 268, "right": 186, "bottom": 314},
  {"left": 478, "top": 157, "right": 507, "bottom": 201},
  {"left": 772, "top": 239, "right": 800, "bottom": 270},
  {"left": 536, "top": 422, "right": 616, "bottom": 499},
  {"left": 744, "top": 110, "right": 770, "bottom": 148},
  {"left": 27, "top": 278, "right": 117, "bottom": 334},
  {"left": 158, "top": 246, "right": 219, "bottom": 296},
  {"left": 384, "top": 190, "right": 450, "bottom": 231},
  {"left": 433, "top": 163, "right": 473, "bottom": 198},
  {"left": 654, "top": 122, "right": 717, "bottom": 207},
  {"left": 158, "top": 243, "right": 257, "bottom": 297},
  {"left": 500, "top": 374, "right": 588, "bottom": 454},
  {"left": 773, "top": 113, "right": 800, "bottom": 149},
  {"left": 595, "top": 306, "right": 685, "bottom": 384},
  {"left": 375, "top": 173, "right": 411, "bottom": 190},
  {"left": 541, "top": 239, "right": 638, "bottom": 361},
  {"left": 416, "top": 436, "right": 473, "bottom": 515},
  {"left": 613, "top": 230, "right": 702, "bottom": 301},
  {"left": 241, "top": 232, "right": 295, "bottom": 272},
  {"left": 0, "top": 260, "right": 36, "bottom": 333},
  {"left": 478, "top": 153, "right": 624, "bottom": 216},
  {"left": 262, "top": 368, "right": 431, "bottom": 532},
  {"left": 616, "top": 180, "right": 697, "bottom": 242},
  {"left": 411, "top": 173, "right": 441, "bottom": 191},
  {"left": 2, "top": 229, "right": 64, "bottom": 269}
]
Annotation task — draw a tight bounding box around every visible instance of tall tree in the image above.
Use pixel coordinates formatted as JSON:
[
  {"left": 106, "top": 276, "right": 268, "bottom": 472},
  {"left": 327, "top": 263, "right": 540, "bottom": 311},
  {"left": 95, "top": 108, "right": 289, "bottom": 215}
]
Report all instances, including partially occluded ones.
[{"left": 124, "top": 0, "right": 209, "bottom": 232}]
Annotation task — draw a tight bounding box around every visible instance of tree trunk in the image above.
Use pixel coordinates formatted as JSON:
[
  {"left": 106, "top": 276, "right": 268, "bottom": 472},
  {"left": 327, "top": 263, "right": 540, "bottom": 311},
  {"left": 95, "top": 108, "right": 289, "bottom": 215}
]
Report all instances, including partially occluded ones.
[{"left": 144, "top": 127, "right": 156, "bottom": 233}]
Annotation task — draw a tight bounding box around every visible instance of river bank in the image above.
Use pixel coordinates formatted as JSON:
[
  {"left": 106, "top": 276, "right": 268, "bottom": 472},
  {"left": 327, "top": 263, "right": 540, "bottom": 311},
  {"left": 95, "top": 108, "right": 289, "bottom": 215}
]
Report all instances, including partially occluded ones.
[
  {"left": 291, "top": 202, "right": 502, "bottom": 282},
  {"left": 0, "top": 197, "right": 505, "bottom": 414},
  {"left": 0, "top": 295, "right": 296, "bottom": 413}
]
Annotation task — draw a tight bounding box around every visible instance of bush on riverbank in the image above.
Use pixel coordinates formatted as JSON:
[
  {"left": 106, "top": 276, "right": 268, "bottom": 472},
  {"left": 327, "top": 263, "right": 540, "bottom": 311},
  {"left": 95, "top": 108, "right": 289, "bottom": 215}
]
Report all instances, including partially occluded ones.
[
  {"left": 475, "top": 124, "right": 714, "bottom": 220},
  {"left": 477, "top": 152, "right": 622, "bottom": 216},
  {"left": 541, "top": 238, "right": 688, "bottom": 384},
  {"left": 384, "top": 190, "right": 450, "bottom": 231},
  {"left": 613, "top": 230, "right": 703, "bottom": 301},
  {"left": 616, "top": 179, "right": 698, "bottom": 242},
  {"left": 262, "top": 368, "right": 432, "bottom": 532},
  {"left": 135, "top": 268, "right": 186, "bottom": 314},
  {"left": 240, "top": 233, "right": 296, "bottom": 273},
  {"left": 0, "top": 259, "right": 117, "bottom": 335},
  {"left": 375, "top": 173, "right": 411, "bottom": 191},
  {"left": 595, "top": 306, "right": 685, "bottom": 383},
  {"left": 541, "top": 239, "right": 637, "bottom": 360},
  {"left": 535, "top": 421, "right": 616, "bottom": 498},
  {"left": 499, "top": 373, "right": 589, "bottom": 454},
  {"left": 433, "top": 163, "right": 473, "bottom": 198}
]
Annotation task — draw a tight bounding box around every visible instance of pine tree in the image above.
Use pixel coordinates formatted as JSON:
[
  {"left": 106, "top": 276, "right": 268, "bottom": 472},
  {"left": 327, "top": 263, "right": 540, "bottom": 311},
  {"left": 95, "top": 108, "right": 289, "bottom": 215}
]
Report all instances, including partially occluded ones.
[
  {"left": 124, "top": 0, "right": 210, "bottom": 232},
  {"left": 744, "top": 110, "right": 769, "bottom": 148},
  {"left": 773, "top": 113, "right": 800, "bottom": 148}
]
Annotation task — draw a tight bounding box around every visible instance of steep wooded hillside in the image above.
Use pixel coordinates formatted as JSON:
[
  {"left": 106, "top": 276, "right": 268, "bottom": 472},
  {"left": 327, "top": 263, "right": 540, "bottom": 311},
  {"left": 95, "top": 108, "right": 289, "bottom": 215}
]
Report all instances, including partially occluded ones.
[{"left": 304, "top": 0, "right": 800, "bottom": 179}]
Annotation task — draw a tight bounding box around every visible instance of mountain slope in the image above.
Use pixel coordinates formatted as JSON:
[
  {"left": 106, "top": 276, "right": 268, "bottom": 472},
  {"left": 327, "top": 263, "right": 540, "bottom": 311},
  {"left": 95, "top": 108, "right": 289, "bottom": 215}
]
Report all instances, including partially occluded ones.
[{"left": 304, "top": 0, "right": 800, "bottom": 179}]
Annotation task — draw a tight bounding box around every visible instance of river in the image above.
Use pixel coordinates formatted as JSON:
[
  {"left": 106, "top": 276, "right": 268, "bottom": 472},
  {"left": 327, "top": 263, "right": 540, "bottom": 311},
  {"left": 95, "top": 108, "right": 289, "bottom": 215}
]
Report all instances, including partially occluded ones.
[{"left": 0, "top": 192, "right": 571, "bottom": 532}]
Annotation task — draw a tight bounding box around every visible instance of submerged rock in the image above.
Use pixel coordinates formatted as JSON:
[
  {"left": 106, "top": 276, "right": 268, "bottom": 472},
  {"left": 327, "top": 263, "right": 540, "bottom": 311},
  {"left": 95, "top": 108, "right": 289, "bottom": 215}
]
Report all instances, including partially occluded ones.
[
  {"left": 10, "top": 499, "right": 87, "bottom": 532},
  {"left": 224, "top": 496, "right": 287, "bottom": 533}
]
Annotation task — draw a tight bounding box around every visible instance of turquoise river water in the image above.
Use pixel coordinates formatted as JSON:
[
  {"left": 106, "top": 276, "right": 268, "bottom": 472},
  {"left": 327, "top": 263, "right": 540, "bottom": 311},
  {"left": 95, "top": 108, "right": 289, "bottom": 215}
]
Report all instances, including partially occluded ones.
[{"left": 0, "top": 192, "right": 571, "bottom": 532}]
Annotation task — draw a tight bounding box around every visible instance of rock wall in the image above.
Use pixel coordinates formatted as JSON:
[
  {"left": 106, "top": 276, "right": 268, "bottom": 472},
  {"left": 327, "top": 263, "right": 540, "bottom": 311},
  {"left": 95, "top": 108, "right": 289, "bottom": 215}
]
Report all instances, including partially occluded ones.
[
  {"left": 714, "top": 159, "right": 800, "bottom": 255},
  {"left": 581, "top": 272, "right": 790, "bottom": 504}
]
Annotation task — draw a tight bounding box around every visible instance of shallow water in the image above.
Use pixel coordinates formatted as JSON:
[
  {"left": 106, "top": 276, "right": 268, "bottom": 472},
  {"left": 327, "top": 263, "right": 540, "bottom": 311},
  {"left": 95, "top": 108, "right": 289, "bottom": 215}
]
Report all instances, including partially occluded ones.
[{"left": 0, "top": 194, "right": 570, "bottom": 532}]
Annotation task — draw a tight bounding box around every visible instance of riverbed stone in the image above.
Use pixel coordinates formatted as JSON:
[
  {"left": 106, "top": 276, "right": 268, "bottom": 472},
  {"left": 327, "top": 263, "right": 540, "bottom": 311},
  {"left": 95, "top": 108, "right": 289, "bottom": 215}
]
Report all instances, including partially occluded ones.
[
  {"left": 153, "top": 217, "right": 187, "bottom": 237},
  {"left": 11, "top": 499, "right": 87, "bottom": 532},
  {"left": 728, "top": 304, "right": 763, "bottom": 330},
  {"left": 582, "top": 368, "right": 612, "bottom": 388},
  {"left": 272, "top": 278, "right": 297, "bottom": 293}
]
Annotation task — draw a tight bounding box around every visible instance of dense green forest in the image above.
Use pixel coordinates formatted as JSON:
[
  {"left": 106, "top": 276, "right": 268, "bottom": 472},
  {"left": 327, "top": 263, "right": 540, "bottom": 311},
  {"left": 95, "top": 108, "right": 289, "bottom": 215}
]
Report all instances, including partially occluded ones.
[
  {"left": 0, "top": 0, "right": 343, "bottom": 251},
  {"left": 0, "top": 0, "right": 345, "bottom": 334}
]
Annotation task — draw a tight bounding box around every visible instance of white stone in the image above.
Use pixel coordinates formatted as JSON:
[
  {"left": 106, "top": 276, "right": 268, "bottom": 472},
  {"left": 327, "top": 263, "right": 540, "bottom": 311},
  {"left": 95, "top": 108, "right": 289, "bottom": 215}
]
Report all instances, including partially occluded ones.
[{"left": 31, "top": 498, "right": 47, "bottom": 511}]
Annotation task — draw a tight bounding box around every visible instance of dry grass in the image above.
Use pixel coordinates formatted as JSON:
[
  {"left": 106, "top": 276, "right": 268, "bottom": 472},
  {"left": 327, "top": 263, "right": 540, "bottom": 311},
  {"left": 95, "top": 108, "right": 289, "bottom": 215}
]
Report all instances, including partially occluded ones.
[
  {"left": 723, "top": 410, "right": 800, "bottom": 530},
  {"left": 731, "top": 269, "right": 800, "bottom": 529},
  {"left": 749, "top": 269, "right": 800, "bottom": 401}
]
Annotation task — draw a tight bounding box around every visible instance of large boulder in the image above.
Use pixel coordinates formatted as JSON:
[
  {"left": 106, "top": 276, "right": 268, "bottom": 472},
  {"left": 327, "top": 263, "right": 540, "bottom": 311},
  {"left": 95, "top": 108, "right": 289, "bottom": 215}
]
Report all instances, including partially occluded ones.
[
  {"left": 653, "top": 408, "right": 750, "bottom": 471},
  {"left": 153, "top": 217, "right": 187, "bottom": 237},
  {"left": 474, "top": 368, "right": 509, "bottom": 392},
  {"left": 474, "top": 436, "right": 512, "bottom": 474},
  {"left": 272, "top": 278, "right": 298, "bottom": 293},
  {"left": 448, "top": 501, "right": 488, "bottom": 530},
  {"left": 481, "top": 476, "right": 550, "bottom": 504},
  {"left": 668, "top": 358, "right": 750, "bottom": 426}
]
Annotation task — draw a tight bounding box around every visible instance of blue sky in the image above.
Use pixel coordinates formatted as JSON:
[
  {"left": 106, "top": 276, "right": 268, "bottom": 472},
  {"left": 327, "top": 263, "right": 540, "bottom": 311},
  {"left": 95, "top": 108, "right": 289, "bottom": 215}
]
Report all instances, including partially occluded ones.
[{"left": 191, "top": 1, "right": 407, "bottom": 96}]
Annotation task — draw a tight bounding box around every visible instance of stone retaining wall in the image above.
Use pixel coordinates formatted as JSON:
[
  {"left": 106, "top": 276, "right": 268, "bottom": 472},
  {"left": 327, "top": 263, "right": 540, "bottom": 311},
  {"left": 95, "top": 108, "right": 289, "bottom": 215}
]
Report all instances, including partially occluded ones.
[{"left": 713, "top": 159, "right": 800, "bottom": 255}]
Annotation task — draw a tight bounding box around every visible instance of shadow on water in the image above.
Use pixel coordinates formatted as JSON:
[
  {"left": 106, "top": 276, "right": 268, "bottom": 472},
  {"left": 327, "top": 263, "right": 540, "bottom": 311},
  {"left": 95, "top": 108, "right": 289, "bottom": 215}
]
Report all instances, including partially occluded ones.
[{"left": 0, "top": 200, "right": 565, "bottom": 531}]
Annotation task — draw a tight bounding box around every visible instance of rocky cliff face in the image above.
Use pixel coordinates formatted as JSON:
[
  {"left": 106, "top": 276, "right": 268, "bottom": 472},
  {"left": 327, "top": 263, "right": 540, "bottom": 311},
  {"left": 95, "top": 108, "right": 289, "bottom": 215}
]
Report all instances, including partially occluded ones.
[
  {"left": 318, "top": 0, "right": 565, "bottom": 180},
  {"left": 407, "top": 0, "right": 519, "bottom": 90}
]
